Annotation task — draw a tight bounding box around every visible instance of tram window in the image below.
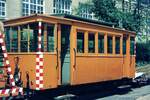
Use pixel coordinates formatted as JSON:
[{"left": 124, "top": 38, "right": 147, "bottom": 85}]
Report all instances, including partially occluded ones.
[
  {"left": 130, "top": 37, "right": 135, "bottom": 55},
  {"left": 20, "top": 25, "right": 28, "bottom": 52},
  {"left": 98, "top": 34, "right": 104, "bottom": 53},
  {"left": 77, "top": 32, "right": 84, "bottom": 53},
  {"left": 11, "top": 27, "right": 18, "bottom": 52},
  {"left": 47, "top": 24, "right": 54, "bottom": 52},
  {"left": 123, "top": 37, "right": 127, "bottom": 54},
  {"left": 4, "top": 27, "right": 10, "bottom": 52},
  {"left": 115, "top": 37, "right": 120, "bottom": 54},
  {"left": 107, "top": 36, "right": 113, "bottom": 54},
  {"left": 41, "top": 31, "right": 44, "bottom": 52},
  {"left": 29, "top": 29, "right": 35, "bottom": 52},
  {"left": 29, "top": 23, "right": 39, "bottom": 52},
  {"left": 88, "top": 33, "right": 95, "bottom": 53}
]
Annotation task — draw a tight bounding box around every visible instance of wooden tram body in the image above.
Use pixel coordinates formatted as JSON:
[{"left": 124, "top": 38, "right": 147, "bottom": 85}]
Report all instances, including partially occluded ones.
[{"left": 2, "top": 14, "right": 136, "bottom": 90}]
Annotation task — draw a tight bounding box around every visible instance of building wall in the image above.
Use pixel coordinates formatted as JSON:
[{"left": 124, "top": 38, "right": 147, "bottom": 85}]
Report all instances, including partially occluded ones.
[
  {"left": 6, "top": 0, "right": 22, "bottom": 19},
  {"left": 1, "top": 0, "right": 92, "bottom": 20},
  {"left": 45, "top": 0, "right": 53, "bottom": 15}
]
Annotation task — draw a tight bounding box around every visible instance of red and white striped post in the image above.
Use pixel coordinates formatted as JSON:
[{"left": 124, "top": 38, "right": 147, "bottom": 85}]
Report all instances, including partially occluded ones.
[
  {"left": 35, "top": 21, "right": 44, "bottom": 90},
  {"left": 0, "top": 33, "right": 23, "bottom": 96},
  {"left": 0, "top": 33, "right": 15, "bottom": 87}
]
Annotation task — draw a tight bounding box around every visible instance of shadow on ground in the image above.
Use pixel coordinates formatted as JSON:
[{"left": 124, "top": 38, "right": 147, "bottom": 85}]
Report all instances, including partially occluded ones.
[{"left": 14, "top": 78, "right": 150, "bottom": 100}]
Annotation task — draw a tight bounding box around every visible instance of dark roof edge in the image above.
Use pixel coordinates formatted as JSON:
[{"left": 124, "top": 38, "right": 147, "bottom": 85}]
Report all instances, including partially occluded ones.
[{"left": 51, "top": 14, "right": 115, "bottom": 27}]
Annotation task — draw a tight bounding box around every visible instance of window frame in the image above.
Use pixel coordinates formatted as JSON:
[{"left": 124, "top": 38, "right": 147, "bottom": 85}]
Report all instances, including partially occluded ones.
[
  {"left": 46, "top": 23, "right": 55, "bottom": 52},
  {"left": 115, "top": 36, "right": 121, "bottom": 54},
  {"left": 10, "top": 27, "right": 19, "bottom": 52},
  {"left": 53, "top": 0, "right": 72, "bottom": 14},
  {"left": 88, "top": 32, "right": 95, "bottom": 53},
  {"left": 77, "top": 31, "right": 85, "bottom": 53},
  {"left": 130, "top": 36, "right": 135, "bottom": 55},
  {"left": 78, "top": 3, "right": 94, "bottom": 19},
  {"left": 4, "top": 22, "right": 56, "bottom": 54},
  {"left": 0, "top": 0, "right": 6, "bottom": 18},
  {"left": 98, "top": 33, "right": 104, "bottom": 54},
  {"left": 123, "top": 36, "right": 127, "bottom": 55},
  {"left": 107, "top": 35, "right": 113, "bottom": 54},
  {"left": 22, "top": 0, "right": 44, "bottom": 16}
]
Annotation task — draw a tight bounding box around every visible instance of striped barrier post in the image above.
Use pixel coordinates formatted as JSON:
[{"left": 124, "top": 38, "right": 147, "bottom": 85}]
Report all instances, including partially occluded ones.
[
  {"left": 0, "top": 33, "right": 15, "bottom": 87},
  {"left": 0, "top": 33, "right": 23, "bottom": 96},
  {"left": 0, "top": 87, "right": 23, "bottom": 96},
  {"left": 35, "top": 21, "right": 44, "bottom": 90}
]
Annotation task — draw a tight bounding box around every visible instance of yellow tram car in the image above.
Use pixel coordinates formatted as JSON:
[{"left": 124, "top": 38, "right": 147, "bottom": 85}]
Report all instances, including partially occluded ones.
[{"left": 2, "top": 14, "right": 136, "bottom": 90}]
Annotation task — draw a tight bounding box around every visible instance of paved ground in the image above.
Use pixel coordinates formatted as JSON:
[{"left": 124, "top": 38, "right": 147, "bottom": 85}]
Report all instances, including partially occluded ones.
[
  {"left": 137, "top": 94, "right": 150, "bottom": 100},
  {"left": 27, "top": 79, "right": 150, "bottom": 100},
  {"left": 98, "top": 85, "right": 150, "bottom": 100}
]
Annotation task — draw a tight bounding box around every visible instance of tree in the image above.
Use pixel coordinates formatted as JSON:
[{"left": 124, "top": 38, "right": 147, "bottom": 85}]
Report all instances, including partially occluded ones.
[
  {"left": 92, "top": 0, "right": 120, "bottom": 23},
  {"left": 74, "top": 2, "right": 93, "bottom": 19},
  {"left": 92, "top": 0, "right": 145, "bottom": 32}
]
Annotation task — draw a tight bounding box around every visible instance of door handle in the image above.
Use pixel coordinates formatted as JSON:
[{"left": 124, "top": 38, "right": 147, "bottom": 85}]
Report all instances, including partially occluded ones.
[
  {"left": 73, "top": 48, "right": 76, "bottom": 69},
  {"left": 130, "top": 55, "right": 132, "bottom": 66},
  {"left": 56, "top": 48, "right": 59, "bottom": 69}
]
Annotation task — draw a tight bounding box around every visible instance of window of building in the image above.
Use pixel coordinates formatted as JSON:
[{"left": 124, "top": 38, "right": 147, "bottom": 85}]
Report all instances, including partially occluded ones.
[
  {"left": 22, "top": 0, "right": 44, "bottom": 16},
  {"left": 107, "top": 36, "right": 113, "bottom": 54},
  {"left": 0, "top": 0, "right": 6, "bottom": 18},
  {"left": 47, "top": 24, "right": 55, "bottom": 52},
  {"left": 130, "top": 37, "right": 135, "bottom": 55},
  {"left": 115, "top": 36, "right": 120, "bottom": 54},
  {"left": 88, "top": 33, "right": 95, "bottom": 53},
  {"left": 77, "top": 32, "right": 84, "bottom": 53},
  {"left": 53, "top": 0, "right": 72, "bottom": 14},
  {"left": 98, "top": 34, "right": 104, "bottom": 53},
  {"left": 77, "top": 2, "right": 94, "bottom": 19},
  {"left": 123, "top": 37, "right": 127, "bottom": 55}
]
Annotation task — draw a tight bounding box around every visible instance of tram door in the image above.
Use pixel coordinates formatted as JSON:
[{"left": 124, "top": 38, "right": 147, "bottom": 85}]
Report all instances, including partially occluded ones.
[{"left": 61, "top": 24, "right": 71, "bottom": 85}]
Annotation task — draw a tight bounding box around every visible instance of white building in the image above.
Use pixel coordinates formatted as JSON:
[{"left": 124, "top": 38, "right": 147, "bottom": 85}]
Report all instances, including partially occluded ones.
[{"left": 0, "top": 0, "right": 94, "bottom": 20}]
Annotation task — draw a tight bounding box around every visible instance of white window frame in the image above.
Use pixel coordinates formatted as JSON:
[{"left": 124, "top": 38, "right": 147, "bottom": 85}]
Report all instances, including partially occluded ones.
[
  {"left": 22, "top": 0, "right": 45, "bottom": 16},
  {"left": 0, "top": 0, "right": 6, "bottom": 18},
  {"left": 78, "top": 3, "right": 94, "bottom": 19},
  {"left": 53, "top": 0, "right": 72, "bottom": 14}
]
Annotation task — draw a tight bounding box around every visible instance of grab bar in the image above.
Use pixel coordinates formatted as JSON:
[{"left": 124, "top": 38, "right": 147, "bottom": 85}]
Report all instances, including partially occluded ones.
[
  {"left": 73, "top": 48, "right": 76, "bottom": 69},
  {"left": 56, "top": 48, "right": 59, "bottom": 69}
]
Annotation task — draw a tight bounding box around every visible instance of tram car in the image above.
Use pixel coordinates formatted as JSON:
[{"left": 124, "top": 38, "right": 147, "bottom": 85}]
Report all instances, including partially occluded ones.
[{"left": 1, "top": 14, "right": 136, "bottom": 91}]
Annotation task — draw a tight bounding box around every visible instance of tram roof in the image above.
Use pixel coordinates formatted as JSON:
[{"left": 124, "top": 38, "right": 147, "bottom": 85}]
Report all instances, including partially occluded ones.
[
  {"left": 3, "top": 14, "right": 136, "bottom": 35},
  {"left": 51, "top": 14, "right": 115, "bottom": 27}
]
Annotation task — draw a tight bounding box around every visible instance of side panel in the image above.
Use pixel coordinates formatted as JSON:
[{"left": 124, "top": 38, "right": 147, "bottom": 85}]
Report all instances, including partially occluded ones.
[
  {"left": 130, "top": 56, "right": 135, "bottom": 78},
  {"left": 8, "top": 54, "right": 58, "bottom": 90},
  {"left": 71, "top": 56, "right": 123, "bottom": 85}
]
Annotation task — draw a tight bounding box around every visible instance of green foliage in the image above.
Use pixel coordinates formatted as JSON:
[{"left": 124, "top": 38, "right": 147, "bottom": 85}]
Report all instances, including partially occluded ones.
[
  {"left": 92, "top": 0, "right": 118, "bottom": 23},
  {"left": 92, "top": 0, "right": 145, "bottom": 32},
  {"left": 74, "top": 1, "right": 93, "bottom": 18},
  {"left": 136, "top": 42, "right": 150, "bottom": 63}
]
